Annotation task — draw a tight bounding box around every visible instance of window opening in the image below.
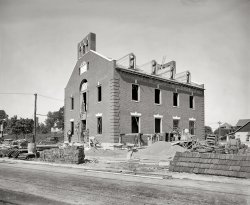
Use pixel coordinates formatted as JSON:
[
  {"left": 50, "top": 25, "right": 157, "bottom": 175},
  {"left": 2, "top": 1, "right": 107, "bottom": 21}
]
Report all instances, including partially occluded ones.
[
  {"left": 189, "top": 121, "right": 195, "bottom": 135},
  {"left": 81, "top": 120, "right": 86, "bottom": 131},
  {"left": 71, "top": 97, "right": 74, "bottom": 110},
  {"left": 97, "top": 117, "right": 102, "bottom": 134},
  {"left": 155, "top": 89, "right": 161, "bottom": 104},
  {"left": 155, "top": 118, "right": 161, "bottom": 133},
  {"left": 173, "top": 119, "right": 179, "bottom": 129},
  {"left": 190, "top": 96, "right": 194, "bottom": 109},
  {"left": 173, "top": 93, "right": 179, "bottom": 107},
  {"left": 131, "top": 116, "right": 139, "bottom": 133},
  {"left": 132, "top": 84, "right": 139, "bottom": 101},
  {"left": 97, "top": 86, "right": 102, "bottom": 102},
  {"left": 82, "top": 92, "right": 87, "bottom": 112},
  {"left": 71, "top": 121, "right": 74, "bottom": 135}
]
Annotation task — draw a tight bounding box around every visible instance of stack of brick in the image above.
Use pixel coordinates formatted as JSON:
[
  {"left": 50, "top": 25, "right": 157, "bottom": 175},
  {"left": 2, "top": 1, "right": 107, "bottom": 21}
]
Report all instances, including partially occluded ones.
[
  {"left": 169, "top": 152, "right": 250, "bottom": 178},
  {"left": 39, "top": 146, "right": 85, "bottom": 164}
]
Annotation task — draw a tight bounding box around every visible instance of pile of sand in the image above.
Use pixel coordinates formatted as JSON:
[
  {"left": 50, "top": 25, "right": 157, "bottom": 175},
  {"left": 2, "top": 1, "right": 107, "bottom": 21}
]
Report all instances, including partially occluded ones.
[{"left": 135, "top": 141, "right": 186, "bottom": 160}]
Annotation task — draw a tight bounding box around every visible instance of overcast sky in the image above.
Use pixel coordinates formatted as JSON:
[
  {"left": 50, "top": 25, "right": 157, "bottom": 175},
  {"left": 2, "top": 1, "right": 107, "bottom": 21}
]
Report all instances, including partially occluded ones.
[{"left": 0, "top": 0, "right": 249, "bottom": 130}]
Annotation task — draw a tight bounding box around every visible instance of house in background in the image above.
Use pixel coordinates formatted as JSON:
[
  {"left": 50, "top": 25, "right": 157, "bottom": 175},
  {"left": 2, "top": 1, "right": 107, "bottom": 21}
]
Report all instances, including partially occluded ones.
[
  {"left": 220, "top": 122, "right": 233, "bottom": 130},
  {"left": 64, "top": 33, "right": 205, "bottom": 144},
  {"left": 234, "top": 121, "right": 250, "bottom": 143},
  {"left": 235, "top": 119, "right": 250, "bottom": 129}
]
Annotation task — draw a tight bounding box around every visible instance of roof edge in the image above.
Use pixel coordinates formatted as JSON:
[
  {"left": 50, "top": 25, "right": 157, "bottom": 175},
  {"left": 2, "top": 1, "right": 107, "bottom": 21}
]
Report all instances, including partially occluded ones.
[
  {"left": 89, "top": 50, "right": 113, "bottom": 61},
  {"left": 116, "top": 66, "right": 205, "bottom": 90},
  {"left": 233, "top": 121, "right": 250, "bottom": 134}
]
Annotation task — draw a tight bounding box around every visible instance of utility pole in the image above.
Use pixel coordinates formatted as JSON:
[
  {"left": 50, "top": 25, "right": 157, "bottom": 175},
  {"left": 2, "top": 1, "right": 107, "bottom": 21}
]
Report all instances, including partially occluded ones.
[
  {"left": 218, "top": 121, "right": 222, "bottom": 140},
  {"left": 34, "top": 93, "right": 37, "bottom": 143}
]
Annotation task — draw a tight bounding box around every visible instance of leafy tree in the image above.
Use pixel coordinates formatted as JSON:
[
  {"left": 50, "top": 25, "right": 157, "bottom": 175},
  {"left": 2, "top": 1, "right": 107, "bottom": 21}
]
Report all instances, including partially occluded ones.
[
  {"left": 214, "top": 128, "right": 232, "bottom": 137},
  {"left": 205, "top": 126, "right": 213, "bottom": 135},
  {"left": 45, "top": 111, "right": 55, "bottom": 131},
  {"left": 204, "top": 126, "right": 213, "bottom": 140},
  {"left": 56, "top": 107, "right": 64, "bottom": 130},
  {"left": 0, "top": 110, "right": 8, "bottom": 120},
  {"left": 45, "top": 106, "right": 64, "bottom": 131},
  {"left": 6, "top": 116, "right": 34, "bottom": 138},
  {"left": 0, "top": 110, "right": 8, "bottom": 131},
  {"left": 37, "top": 123, "right": 49, "bottom": 134}
]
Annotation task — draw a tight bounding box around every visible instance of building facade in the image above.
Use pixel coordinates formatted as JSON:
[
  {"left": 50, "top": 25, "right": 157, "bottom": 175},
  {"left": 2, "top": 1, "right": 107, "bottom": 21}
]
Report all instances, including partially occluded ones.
[{"left": 64, "top": 33, "right": 205, "bottom": 143}]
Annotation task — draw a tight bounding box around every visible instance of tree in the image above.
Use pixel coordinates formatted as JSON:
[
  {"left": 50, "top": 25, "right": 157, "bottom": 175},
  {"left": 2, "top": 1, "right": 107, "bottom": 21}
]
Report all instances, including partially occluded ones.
[
  {"left": 205, "top": 126, "right": 213, "bottom": 135},
  {"left": 45, "top": 106, "right": 64, "bottom": 131},
  {"left": 0, "top": 110, "right": 8, "bottom": 132},
  {"left": 56, "top": 107, "right": 64, "bottom": 130},
  {"left": 214, "top": 128, "right": 232, "bottom": 137},
  {"left": 0, "top": 110, "right": 8, "bottom": 120},
  {"left": 37, "top": 123, "right": 49, "bottom": 134},
  {"left": 6, "top": 116, "right": 34, "bottom": 138}
]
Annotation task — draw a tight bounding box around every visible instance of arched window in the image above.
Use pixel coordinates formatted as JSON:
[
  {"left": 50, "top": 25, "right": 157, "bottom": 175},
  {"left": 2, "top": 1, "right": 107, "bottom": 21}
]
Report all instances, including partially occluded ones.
[{"left": 80, "top": 79, "right": 88, "bottom": 92}]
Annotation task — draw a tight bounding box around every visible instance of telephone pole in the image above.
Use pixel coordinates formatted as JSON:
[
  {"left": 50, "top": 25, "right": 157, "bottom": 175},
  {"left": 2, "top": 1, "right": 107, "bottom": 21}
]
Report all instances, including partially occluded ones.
[
  {"left": 34, "top": 93, "right": 37, "bottom": 143},
  {"left": 218, "top": 121, "right": 222, "bottom": 139}
]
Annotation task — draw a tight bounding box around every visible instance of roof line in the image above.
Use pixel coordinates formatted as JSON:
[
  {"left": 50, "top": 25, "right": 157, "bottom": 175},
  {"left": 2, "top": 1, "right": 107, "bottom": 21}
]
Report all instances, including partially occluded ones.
[
  {"left": 233, "top": 121, "right": 250, "bottom": 134},
  {"left": 116, "top": 66, "right": 205, "bottom": 90},
  {"left": 90, "top": 50, "right": 113, "bottom": 61}
]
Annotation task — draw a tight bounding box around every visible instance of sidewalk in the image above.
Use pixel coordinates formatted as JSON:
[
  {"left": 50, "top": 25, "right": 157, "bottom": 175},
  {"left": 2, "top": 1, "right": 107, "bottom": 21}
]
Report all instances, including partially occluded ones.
[{"left": 1, "top": 157, "right": 250, "bottom": 186}]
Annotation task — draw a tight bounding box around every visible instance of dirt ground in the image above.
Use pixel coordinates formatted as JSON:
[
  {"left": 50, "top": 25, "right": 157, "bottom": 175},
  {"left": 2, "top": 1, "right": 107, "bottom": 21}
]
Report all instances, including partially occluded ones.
[
  {"left": 1, "top": 162, "right": 249, "bottom": 205},
  {"left": 82, "top": 142, "right": 186, "bottom": 176}
]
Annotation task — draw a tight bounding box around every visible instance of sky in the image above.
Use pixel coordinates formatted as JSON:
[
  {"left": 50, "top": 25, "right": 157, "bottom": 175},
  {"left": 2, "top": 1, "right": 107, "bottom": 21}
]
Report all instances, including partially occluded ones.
[{"left": 0, "top": 0, "right": 249, "bottom": 130}]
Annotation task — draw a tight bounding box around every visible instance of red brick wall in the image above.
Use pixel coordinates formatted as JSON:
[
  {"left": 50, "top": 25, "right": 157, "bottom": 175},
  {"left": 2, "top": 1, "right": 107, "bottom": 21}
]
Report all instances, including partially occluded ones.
[
  {"left": 65, "top": 52, "right": 205, "bottom": 143},
  {"left": 64, "top": 51, "right": 115, "bottom": 143},
  {"left": 116, "top": 70, "right": 205, "bottom": 139}
]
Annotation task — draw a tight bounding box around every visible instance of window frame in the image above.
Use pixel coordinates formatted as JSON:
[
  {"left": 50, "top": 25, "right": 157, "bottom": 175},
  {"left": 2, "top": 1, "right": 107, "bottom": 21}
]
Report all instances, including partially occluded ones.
[
  {"left": 97, "top": 85, "right": 102, "bottom": 102},
  {"left": 132, "top": 84, "right": 140, "bottom": 102},
  {"left": 154, "top": 89, "right": 161, "bottom": 105},
  {"left": 189, "top": 120, "right": 195, "bottom": 135},
  {"left": 71, "top": 97, "right": 74, "bottom": 110},
  {"left": 131, "top": 116, "right": 140, "bottom": 133},
  {"left": 189, "top": 95, "right": 195, "bottom": 109},
  {"left": 154, "top": 118, "right": 162, "bottom": 133},
  {"left": 173, "top": 119, "right": 179, "bottom": 129},
  {"left": 173, "top": 92, "right": 179, "bottom": 107},
  {"left": 97, "top": 117, "right": 102, "bottom": 134},
  {"left": 70, "top": 121, "right": 74, "bottom": 135}
]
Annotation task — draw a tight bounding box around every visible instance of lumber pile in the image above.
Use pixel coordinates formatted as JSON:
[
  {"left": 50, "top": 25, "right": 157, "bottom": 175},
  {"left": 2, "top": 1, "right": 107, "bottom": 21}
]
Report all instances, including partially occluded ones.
[
  {"left": 18, "top": 153, "right": 36, "bottom": 160},
  {"left": 0, "top": 147, "right": 28, "bottom": 158},
  {"left": 39, "top": 146, "right": 85, "bottom": 164},
  {"left": 206, "top": 134, "right": 217, "bottom": 146},
  {"left": 169, "top": 152, "right": 250, "bottom": 178}
]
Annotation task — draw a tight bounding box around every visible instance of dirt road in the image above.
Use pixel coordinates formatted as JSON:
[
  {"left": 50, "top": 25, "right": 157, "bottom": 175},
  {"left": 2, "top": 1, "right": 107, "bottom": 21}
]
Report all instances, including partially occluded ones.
[{"left": 0, "top": 161, "right": 249, "bottom": 205}]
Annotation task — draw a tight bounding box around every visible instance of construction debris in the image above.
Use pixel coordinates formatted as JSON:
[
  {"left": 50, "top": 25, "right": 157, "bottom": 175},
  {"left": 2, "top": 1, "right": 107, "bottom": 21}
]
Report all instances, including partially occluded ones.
[
  {"left": 191, "top": 137, "right": 248, "bottom": 154},
  {"left": 39, "top": 145, "right": 85, "bottom": 164}
]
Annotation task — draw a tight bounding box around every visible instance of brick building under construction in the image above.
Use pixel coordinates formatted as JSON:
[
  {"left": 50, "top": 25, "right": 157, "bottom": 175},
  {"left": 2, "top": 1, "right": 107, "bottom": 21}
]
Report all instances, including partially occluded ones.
[{"left": 64, "top": 33, "right": 205, "bottom": 143}]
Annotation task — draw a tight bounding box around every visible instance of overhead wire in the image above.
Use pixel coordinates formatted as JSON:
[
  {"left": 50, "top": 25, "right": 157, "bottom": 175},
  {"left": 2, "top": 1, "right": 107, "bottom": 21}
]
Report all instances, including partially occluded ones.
[
  {"left": 37, "top": 94, "right": 63, "bottom": 102},
  {"left": 0, "top": 92, "right": 33, "bottom": 95}
]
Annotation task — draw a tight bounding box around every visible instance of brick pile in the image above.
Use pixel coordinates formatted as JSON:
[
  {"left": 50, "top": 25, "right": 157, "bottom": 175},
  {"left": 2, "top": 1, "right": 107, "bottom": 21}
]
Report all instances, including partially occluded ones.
[
  {"left": 169, "top": 152, "right": 250, "bottom": 178},
  {"left": 39, "top": 146, "right": 85, "bottom": 164}
]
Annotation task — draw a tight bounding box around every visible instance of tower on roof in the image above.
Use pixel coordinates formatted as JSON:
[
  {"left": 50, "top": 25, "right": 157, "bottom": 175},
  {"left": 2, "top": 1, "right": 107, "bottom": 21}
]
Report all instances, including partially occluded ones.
[{"left": 77, "top": 32, "right": 96, "bottom": 59}]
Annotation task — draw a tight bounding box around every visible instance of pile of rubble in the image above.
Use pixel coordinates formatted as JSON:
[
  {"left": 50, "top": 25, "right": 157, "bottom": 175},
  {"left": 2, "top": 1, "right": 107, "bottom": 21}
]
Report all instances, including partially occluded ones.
[{"left": 191, "top": 136, "right": 248, "bottom": 154}]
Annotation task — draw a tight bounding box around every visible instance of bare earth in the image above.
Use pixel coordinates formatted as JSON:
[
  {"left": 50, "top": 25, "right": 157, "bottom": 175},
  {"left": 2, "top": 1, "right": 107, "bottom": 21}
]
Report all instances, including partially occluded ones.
[{"left": 0, "top": 161, "right": 249, "bottom": 205}]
